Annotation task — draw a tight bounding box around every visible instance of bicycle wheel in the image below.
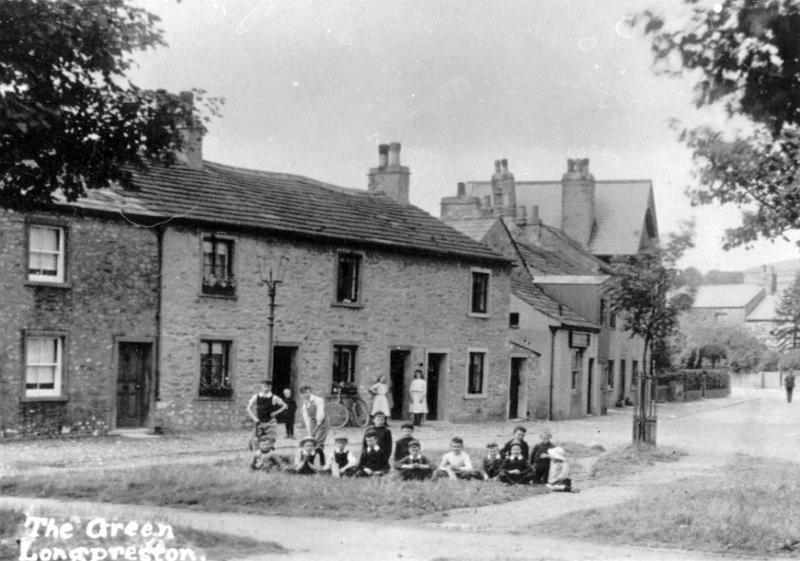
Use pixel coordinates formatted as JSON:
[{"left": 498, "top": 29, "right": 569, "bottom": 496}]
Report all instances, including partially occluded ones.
[
  {"left": 350, "top": 398, "right": 370, "bottom": 427},
  {"left": 325, "top": 400, "right": 349, "bottom": 429}
]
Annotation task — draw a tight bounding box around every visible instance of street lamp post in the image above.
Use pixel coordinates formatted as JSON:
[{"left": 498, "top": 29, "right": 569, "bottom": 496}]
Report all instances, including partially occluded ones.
[{"left": 260, "top": 256, "right": 289, "bottom": 382}]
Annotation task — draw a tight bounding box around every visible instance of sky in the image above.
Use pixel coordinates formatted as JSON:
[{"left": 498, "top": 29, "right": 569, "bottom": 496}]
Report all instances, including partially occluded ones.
[{"left": 130, "top": 0, "right": 800, "bottom": 273}]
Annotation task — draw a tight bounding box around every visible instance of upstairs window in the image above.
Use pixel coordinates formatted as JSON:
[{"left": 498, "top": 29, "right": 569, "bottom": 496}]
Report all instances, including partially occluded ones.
[
  {"left": 509, "top": 312, "right": 520, "bottom": 329},
  {"left": 467, "top": 351, "right": 486, "bottom": 395},
  {"left": 199, "top": 340, "right": 233, "bottom": 398},
  {"left": 28, "top": 226, "right": 65, "bottom": 283},
  {"left": 336, "top": 253, "right": 361, "bottom": 304},
  {"left": 202, "top": 237, "right": 235, "bottom": 296},
  {"left": 332, "top": 345, "right": 357, "bottom": 388},
  {"left": 470, "top": 269, "right": 490, "bottom": 315},
  {"left": 25, "top": 335, "right": 64, "bottom": 398}
]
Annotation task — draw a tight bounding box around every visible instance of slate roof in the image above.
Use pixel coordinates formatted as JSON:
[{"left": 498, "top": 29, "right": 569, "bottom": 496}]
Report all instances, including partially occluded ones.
[
  {"left": 692, "top": 284, "right": 764, "bottom": 308},
  {"left": 515, "top": 239, "right": 601, "bottom": 276},
  {"left": 60, "top": 161, "right": 509, "bottom": 265},
  {"left": 747, "top": 293, "right": 779, "bottom": 322},
  {"left": 511, "top": 275, "right": 599, "bottom": 331}
]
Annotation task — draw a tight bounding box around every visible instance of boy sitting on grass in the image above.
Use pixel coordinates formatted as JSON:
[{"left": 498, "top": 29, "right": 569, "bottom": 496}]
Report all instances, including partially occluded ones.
[
  {"left": 545, "top": 446, "right": 574, "bottom": 492},
  {"left": 436, "top": 437, "right": 481, "bottom": 480},
  {"left": 251, "top": 436, "right": 283, "bottom": 472},
  {"left": 357, "top": 430, "right": 391, "bottom": 477},
  {"left": 397, "top": 439, "right": 433, "bottom": 481},
  {"left": 290, "top": 437, "right": 324, "bottom": 475},
  {"left": 530, "top": 429, "right": 556, "bottom": 484},
  {"left": 500, "top": 426, "right": 529, "bottom": 460},
  {"left": 362, "top": 411, "right": 393, "bottom": 467},
  {"left": 324, "top": 436, "right": 359, "bottom": 477},
  {"left": 393, "top": 422, "right": 415, "bottom": 466},
  {"left": 498, "top": 442, "right": 535, "bottom": 485},
  {"left": 481, "top": 442, "right": 503, "bottom": 481}
]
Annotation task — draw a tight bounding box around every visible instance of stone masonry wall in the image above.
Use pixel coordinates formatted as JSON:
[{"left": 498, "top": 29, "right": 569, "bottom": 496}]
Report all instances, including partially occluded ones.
[
  {"left": 156, "top": 225, "right": 511, "bottom": 429},
  {"left": 0, "top": 208, "right": 158, "bottom": 436}
]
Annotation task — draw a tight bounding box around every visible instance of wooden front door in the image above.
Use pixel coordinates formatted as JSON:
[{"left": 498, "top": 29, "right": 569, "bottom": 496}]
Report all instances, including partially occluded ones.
[
  {"left": 426, "top": 353, "right": 446, "bottom": 420},
  {"left": 116, "top": 342, "right": 152, "bottom": 428},
  {"left": 509, "top": 357, "right": 525, "bottom": 418}
]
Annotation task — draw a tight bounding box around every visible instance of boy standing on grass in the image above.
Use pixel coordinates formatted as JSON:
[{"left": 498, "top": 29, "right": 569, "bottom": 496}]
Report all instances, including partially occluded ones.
[
  {"left": 246, "top": 380, "right": 287, "bottom": 448},
  {"left": 436, "top": 437, "right": 480, "bottom": 480},
  {"left": 280, "top": 388, "right": 297, "bottom": 438},
  {"left": 545, "top": 446, "right": 573, "bottom": 492},
  {"left": 530, "top": 429, "right": 556, "bottom": 484},
  {"left": 500, "top": 426, "right": 529, "bottom": 460},
  {"left": 324, "top": 436, "right": 359, "bottom": 477},
  {"left": 357, "top": 430, "right": 391, "bottom": 477},
  {"left": 362, "top": 411, "right": 393, "bottom": 467},
  {"left": 251, "top": 436, "right": 283, "bottom": 472},
  {"left": 300, "top": 385, "right": 328, "bottom": 462},
  {"left": 290, "top": 437, "right": 324, "bottom": 475},
  {"left": 393, "top": 422, "right": 415, "bottom": 466},
  {"left": 397, "top": 439, "right": 433, "bottom": 481},
  {"left": 481, "top": 442, "right": 503, "bottom": 481},
  {"left": 498, "top": 442, "right": 535, "bottom": 485}
]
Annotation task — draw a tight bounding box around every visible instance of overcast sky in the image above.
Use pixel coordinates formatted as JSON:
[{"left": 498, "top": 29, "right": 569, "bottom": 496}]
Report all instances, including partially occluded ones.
[{"left": 131, "top": 0, "right": 800, "bottom": 273}]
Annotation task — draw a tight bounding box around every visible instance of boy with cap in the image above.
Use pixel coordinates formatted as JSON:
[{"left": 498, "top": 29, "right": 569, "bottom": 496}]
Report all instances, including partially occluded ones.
[
  {"left": 246, "top": 379, "right": 287, "bottom": 449},
  {"left": 250, "top": 436, "right": 283, "bottom": 472},
  {"left": 290, "top": 437, "right": 324, "bottom": 475},
  {"left": 545, "top": 446, "right": 573, "bottom": 492},
  {"left": 362, "top": 411, "right": 393, "bottom": 467},
  {"left": 397, "top": 439, "right": 433, "bottom": 481},
  {"left": 498, "top": 442, "right": 535, "bottom": 485},
  {"left": 436, "top": 437, "right": 480, "bottom": 480},
  {"left": 530, "top": 429, "right": 556, "bottom": 484},
  {"left": 393, "top": 422, "right": 415, "bottom": 467},
  {"left": 500, "top": 426, "right": 529, "bottom": 460},
  {"left": 481, "top": 442, "right": 503, "bottom": 481},
  {"left": 357, "top": 430, "right": 391, "bottom": 477},
  {"left": 324, "top": 436, "right": 359, "bottom": 477}
]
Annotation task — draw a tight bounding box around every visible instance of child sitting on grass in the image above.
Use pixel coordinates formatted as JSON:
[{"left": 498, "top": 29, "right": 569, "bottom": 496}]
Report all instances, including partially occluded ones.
[
  {"left": 290, "top": 437, "right": 324, "bottom": 475},
  {"left": 498, "top": 442, "right": 535, "bottom": 485},
  {"left": 397, "top": 439, "right": 433, "bottom": 481},
  {"left": 357, "top": 430, "right": 391, "bottom": 477},
  {"left": 500, "top": 425, "right": 529, "bottom": 460},
  {"left": 393, "top": 422, "right": 415, "bottom": 467},
  {"left": 251, "top": 436, "right": 283, "bottom": 472},
  {"left": 545, "top": 446, "right": 573, "bottom": 492},
  {"left": 435, "top": 437, "right": 481, "bottom": 480},
  {"left": 362, "top": 411, "right": 393, "bottom": 467},
  {"left": 324, "top": 436, "right": 359, "bottom": 477},
  {"left": 481, "top": 442, "right": 503, "bottom": 481},
  {"left": 530, "top": 429, "right": 556, "bottom": 484}
]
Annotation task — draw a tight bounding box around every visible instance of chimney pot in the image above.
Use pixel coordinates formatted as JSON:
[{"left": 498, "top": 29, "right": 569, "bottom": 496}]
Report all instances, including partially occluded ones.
[
  {"left": 530, "top": 205, "right": 540, "bottom": 225},
  {"left": 388, "top": 142, "right": 401, "bottom": 166},
  {"left": 501, "top": 159, "right": 509, "bottom": 174},
  {"left": 378, "top": 144, "right": 389, "bottom": 167},
  {"left": 516, "top": 205, "right": 527, "bottom": 227},
  {"left": 457, "top": 182, "right": 466, "bottom": 197},
  {"left": 494, "top": 160, "right": 502, "bottom": 174}
]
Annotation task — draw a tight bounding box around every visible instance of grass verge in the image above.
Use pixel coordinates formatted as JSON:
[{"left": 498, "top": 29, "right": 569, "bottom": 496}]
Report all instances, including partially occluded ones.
[
  {"left": 540, "top": 455, "right": 800, "bottom": 555},
  {"left": 0, "top": 457, "right": 548, "bottom": 520}
]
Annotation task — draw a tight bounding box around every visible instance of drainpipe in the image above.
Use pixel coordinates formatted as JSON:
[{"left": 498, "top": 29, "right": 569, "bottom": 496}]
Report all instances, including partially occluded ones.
[
  {"left": 548, "top": 326, "right": 558, "bottom": 421},
  {"left": 152, "top": 224, "right": 164, "bottom": 433}
]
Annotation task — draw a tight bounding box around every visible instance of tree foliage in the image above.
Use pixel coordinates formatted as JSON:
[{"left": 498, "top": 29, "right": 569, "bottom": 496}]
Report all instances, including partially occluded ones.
[
  {"left": 674, "top": 313, "right": 768, "bottom": 372},
  {"left": 637, "top": 0, "right": 800, "bottom": 249},
  {"left": 774, "top": 272, "right": 800, "bottom": 349},
  {"left": 0, "top": 0, "right": 221, "bottom": 207}
]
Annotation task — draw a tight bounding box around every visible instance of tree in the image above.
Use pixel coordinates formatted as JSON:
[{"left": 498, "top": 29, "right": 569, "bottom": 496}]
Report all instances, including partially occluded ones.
[
  {"left": 774, "top": 272, "right": 800, "bottom": 350},
  {"left": 604, "top": 221, "right": 696, "bottom": 445},
  {"left": 636, "top": 1, "right": 800, "bottom": 249},
  {"left": 0, "top": 0, "right": 220, "bottom": 207}
]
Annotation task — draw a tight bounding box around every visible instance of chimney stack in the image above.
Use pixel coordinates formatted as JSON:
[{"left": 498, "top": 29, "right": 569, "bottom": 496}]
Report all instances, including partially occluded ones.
[
  {"left": 763, "top": 265, "right": 777, "bottom": 295},
  {"left": 561, "top": 158, "right": 595, "bottom": 247},
  {"left": 491, "top": 157, "right": 516, "bottom": 217},
  {"left": 176, "top": 91, "right": 203, "bottom": 170},
  {"left": 457, "top": 182, "right": 466, "bottom": 197},
  {"left": 368, "top": 141, "right": 410, "bottom": 204},
  {"left": 515, "top": 205, "right": 527, "bottom": 227},
  {"left": 530, "top": 205, "right": 540, "bottom": 225}
]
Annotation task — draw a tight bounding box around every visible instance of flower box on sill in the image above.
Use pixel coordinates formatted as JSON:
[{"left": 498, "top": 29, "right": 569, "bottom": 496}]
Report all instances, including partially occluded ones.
[{"left": 202, "top": 275, "right": 237, "bottom": 296}]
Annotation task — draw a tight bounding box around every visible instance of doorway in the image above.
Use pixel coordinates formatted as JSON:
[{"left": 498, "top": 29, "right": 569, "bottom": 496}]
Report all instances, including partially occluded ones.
[
  {"left": 116, "top": 342, "right": 153, "bottom": 428},
  {"left": 389, "top": 350, "right": 410, "bottom": 420},
  {"left": 272, "top": 346, "right": 298, "bottom": 396},
  {"left": 426, "top": 352, "right": 447, "bottom": 420},
  {"left": 587, "top": 358, "right": 594, "bottom": 414},
  {"left": 509, "top": 357, "right": 526, "bottom": 418},
  {"left": 619, "top": 359, "right": 627, "bottom": 403}
]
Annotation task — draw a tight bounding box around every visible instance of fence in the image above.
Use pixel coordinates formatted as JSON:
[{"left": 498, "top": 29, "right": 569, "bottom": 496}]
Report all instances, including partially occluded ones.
[{"left": 655, "top": 368, "right": 730, "bottom": 402}]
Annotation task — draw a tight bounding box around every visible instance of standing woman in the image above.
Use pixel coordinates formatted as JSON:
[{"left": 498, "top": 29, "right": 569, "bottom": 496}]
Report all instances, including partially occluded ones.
[
  {"left": 409, "top": 369, "right": 428, "bottom": 426},
  {"left": 369, "top": 375, "right": 391, "bottom": 418}
]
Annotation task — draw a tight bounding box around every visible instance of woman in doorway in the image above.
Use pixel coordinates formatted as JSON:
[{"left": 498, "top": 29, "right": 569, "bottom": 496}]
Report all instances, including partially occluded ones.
[
  {"left": 369, "top": 375, "right": 391, "bottom": 418},
  {"left": 409, "top": 369, "right": 428, "bottom": 426}
]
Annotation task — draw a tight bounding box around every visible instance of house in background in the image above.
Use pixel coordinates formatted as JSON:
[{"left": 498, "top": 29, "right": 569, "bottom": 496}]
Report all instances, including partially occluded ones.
[
  {"left": 441, "top": 158, "right": 654, "bottom": 419},
  {"left": 1, "top": 140, "right": 514, "bottom": 435}
]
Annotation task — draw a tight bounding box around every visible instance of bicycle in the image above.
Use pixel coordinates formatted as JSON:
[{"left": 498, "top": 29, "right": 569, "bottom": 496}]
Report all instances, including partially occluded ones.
[{"left": 325, "top": 382, "right": 370, "bottom": 429}]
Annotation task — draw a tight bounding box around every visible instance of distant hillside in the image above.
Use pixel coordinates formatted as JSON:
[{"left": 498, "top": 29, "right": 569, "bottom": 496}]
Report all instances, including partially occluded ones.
[{"left": 742, "top": 259, "right": 800, "bottom": 292}]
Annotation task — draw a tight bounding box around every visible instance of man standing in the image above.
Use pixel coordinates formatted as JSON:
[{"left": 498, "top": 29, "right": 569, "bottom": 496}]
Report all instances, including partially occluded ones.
[
  {"left": 300, "top": 385, "right": 329, "bottom": 461},
  {"left": 247, "top": 380, "right": 287, "bottom": 445},
  {"left": 785, "top": 371, "right": 796, "bottom": 403}
]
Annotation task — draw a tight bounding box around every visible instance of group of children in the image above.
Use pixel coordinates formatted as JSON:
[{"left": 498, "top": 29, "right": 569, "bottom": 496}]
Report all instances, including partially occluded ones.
[{"left": 252, "top": 412, "right": 573, "bottom": 492}]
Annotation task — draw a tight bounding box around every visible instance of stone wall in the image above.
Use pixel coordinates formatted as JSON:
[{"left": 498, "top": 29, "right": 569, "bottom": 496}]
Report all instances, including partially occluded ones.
[
  {"left": 0, "top": 208, "right": 158, "bottom": 436},
  {"left": 156, "top": 225, "right": 511, "bottom": 428}
]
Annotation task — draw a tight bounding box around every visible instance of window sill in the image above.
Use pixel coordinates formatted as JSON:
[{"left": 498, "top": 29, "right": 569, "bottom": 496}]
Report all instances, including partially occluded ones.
[
  {"left": 25, "top": 281, "right": 72, "bottom": 290},
  {"left": 463, "top": 393, "right": 487, "bottom": 400},
  {"left": 20, "top": 395, "right": 69, "bottom": 403},
  {"left": 195, "top": 396, "right": 234, "bottom": 402},
  {"left": 199, "top": 292, "right": 238, "bottom": 301},
  {"left": 332, "top": 302, "right": 364, "bottom": 310},
  {"left": 468, "top": 312, "right": 490, "bottom": 319}
]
